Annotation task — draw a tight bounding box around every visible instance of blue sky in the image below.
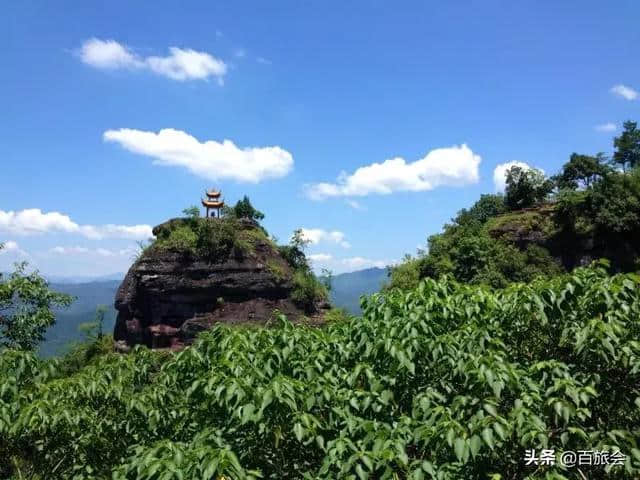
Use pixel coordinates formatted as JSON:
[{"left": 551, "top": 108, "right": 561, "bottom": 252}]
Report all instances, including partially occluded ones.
[{"left": 1, "top": 0, "right": 639, "bottom": 277}]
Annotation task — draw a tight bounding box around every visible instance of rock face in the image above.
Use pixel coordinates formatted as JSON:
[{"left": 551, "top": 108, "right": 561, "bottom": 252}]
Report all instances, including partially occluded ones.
[
  {"left": 113, "top": 219, "right": 327, "bottom": 352},
  {"left": 487, "top": 205, "right": 639, "bottom": 272}
]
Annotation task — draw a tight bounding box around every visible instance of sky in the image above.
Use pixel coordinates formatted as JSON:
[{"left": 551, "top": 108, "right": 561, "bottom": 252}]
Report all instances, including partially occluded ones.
[{"left": 1, "top": 0, "right": 639, "bottom": 278}]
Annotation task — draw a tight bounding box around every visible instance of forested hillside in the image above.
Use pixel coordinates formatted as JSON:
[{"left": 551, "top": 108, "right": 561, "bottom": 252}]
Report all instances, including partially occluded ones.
[{"left": 388, "top": 121, "right": 640, "bottom": 290}]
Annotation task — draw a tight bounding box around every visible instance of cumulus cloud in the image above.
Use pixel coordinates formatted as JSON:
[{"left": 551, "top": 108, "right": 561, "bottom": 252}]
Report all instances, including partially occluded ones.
[
  {"left": 0, "top": 209, "right": 153, "bottom": 240},
  {"left": 492, "top": 161, "right": 541, "bottom": 192},
  {"left": 610, "top": 84, "right": 638, "bottom": 101},
  {"left": 104, "top": 128, "right": 294, "bottom": 183},
  {"left": 306, "top": 144, "right": 480, "bottom": 200},
  {"left": 299, "top": 228, "right": 350, "bottom": 248},
  {"left": 79, "top": 38, "right": 227, "bottom": 83},
  {"left": 595, "top": 122, "right": 617, "bottom": 132}
]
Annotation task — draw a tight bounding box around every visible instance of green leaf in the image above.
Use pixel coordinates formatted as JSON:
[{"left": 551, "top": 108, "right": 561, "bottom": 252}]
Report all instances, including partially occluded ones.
[
  {"left": 482, "top": 428, "right": 495, "bottom": 450},
  {"left": 454, "top": 437, "right": 467, "bottom": 462},
  {"left": 469, "top": 435, "right": 482, "bottom": 458}
]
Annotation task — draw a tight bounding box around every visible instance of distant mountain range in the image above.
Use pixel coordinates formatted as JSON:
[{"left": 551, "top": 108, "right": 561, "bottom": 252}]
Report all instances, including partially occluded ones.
[
  {"left": 45, "top": 273, "right": 126, "bottom": 284},
  {"left": 41, "top": 280, "right": 121, "bottom": 357},
  {"left": 39, "top": 267, "right": 389, "bottom": 356},
  {"left": 327, "top": 267, "right": 388, "bottom": 314}
]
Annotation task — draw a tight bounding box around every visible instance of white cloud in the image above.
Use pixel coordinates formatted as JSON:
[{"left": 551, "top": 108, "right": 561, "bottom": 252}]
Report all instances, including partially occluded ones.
[
  {"left": 492, "top": 161, "right": 542, "bottom": 192},
  {"left": 79, "top": 38, "right": 227, "bottom": 83},
  {"left": 340, "top": 257, "right": 388, "bottom": 270},
  {"left": 1, "top": 240, "right": 20, "bottom": 252},
  {"left": 306, "top": 253, "right": 390, "bottom": 274},
  {"left": 0, "top": 240, "right": 30, "bottom": 261},
  {"left": 49, "top": 246, "right": 135, "bottom": 257},
  {"left": 306, "top": 144, "right": 480, "bottom": 200},
  {"left": 346, "top": 199, "right": 364, "bottom": 210},
  {"left": 595, "top": 122, "right": 617, "bottom": 132},
  {"left": 299, "top": 228, "right": 350, "bottom": 248},
  {"left": 610, "top": 84, "right": 638, "bottom": 101},
  {"left": 104, "top": 128, "right": 294, "bottom": 183},
  {"left": 80, "top": 38, "right": 141, "bottom": 69},
  {"left": 308, "top": 253, "right": 333, "bottom": 262},
  {"left": 146, "top": 47, "right": 227, "bottom": 82},
  {"left": 0, "top": 209, "right": 153, "bottom": 240},
  {"left": 234, "top": 48, "right": 246, "bottom": 58}
]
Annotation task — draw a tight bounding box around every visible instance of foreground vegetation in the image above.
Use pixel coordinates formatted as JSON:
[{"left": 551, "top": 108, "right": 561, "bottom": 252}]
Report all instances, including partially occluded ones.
[{"left": 1, "top": 264, "right": 638, "bottom": 479}]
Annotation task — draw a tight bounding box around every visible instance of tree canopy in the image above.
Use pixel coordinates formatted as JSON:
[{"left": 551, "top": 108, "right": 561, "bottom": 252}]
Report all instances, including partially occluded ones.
[
  {"left": 504, "top": 166, "right": 553, "bottom": 210},
  {"left": 1, "top": 265, "right": 639, "bottom": 478},
  {"left": 0, "top": 251, "right": 73, "bottom": 351},
  {"left": 613, "top": 120, "right": 640, "bottom": 171}
]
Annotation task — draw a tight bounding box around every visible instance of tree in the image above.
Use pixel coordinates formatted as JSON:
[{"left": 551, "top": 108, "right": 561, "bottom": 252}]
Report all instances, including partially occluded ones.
[
  {"left": 454, "top": 193, "right": 506, "bottom": 226},
  {"left": 320, "top": 268, "right": 333, "bottom": 292},
  {"left": 182, "top": 205, "right": 200, "bottom": 219},
  {"left": 613, "top": 120, "right": 640, "bottom": 171},
  {"left": 504, "top": 165, "right": 553, "bottom": 210},
  {"left": 278, "top": 229, "right": 310, "bottom": 271},
  {"left": 230, "top": 196, "right": 265, "bottom": 221},
  {"left": 0, "top": 257, "right": 73, "bottom": 351},
  {"left": 555, "top": 153, "right": 610, "bottom": 190},
  {"left": 78, "top": 304, "right": 108, "bottom": 341}
]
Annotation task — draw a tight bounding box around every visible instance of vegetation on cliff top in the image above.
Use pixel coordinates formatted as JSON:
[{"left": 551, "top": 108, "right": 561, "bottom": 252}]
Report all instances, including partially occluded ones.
[
  {"left": 387, "top": 120, "right": 640, "bottom": 290},
  {"left": 139, "top": 196, "right": 329, "bottom": 312},
  {"left": 1, "top": 264, "right": 639, "bottom": 478}
]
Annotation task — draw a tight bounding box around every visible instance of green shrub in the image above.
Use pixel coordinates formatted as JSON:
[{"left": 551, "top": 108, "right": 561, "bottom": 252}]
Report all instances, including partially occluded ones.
[
  {"left": 1, "top": 265, "right": 639, "bottom": 479},
  {"left": 385, "top": 255, "right": 422, "bottom": 290},
  {"left": 194, "top": 218, "right": 239, "bottom": 261},
  {"left": 322, "top": 307, "right": 350, "bottom": 324},
  {"left": 265, "top": 258, "right": 288, "bottom": 281},
  {"left": 160, "top": 225, "right": 198, "bottom": 253},
  {"left": 291, "top": 269, "right": 328, "bottom": 311}
]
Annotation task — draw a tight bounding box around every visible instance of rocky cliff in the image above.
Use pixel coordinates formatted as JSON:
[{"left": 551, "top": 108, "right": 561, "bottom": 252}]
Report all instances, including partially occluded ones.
[
  {"left": 487, "top": 205, "right": 639, "bottom": 272},
  {"left": 113, "top": 218, "right": 328, "bottom": 352}
]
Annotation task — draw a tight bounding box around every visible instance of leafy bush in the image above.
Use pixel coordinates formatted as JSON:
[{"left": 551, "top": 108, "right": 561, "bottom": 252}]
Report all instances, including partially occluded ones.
[
  {"left": 385, "top": 255, "right": 422, "bottom": 291},
  {"left": 195, "top": 218, "right": 240, "bottom": 260},
  {"left": 504, "top": 165, "right": 553, "bottom": 210},
  {"left": 0, "top": 261, "right": 73, "bottom": 351},
  {"left": 151, "top": 217, "right": 244, "bottom": 261},
  {"left": 265, "top": 258, "right": 288, "bottom": 281},
  {"left": 161, "top": 225, "right": 198, "bottom": 253},
  {"left": 291, "top": 269, "right": 328, "bottom": 312},
  {"left": 223, "top": 196, "right": 265, "bottom": 222},
  {"left": 1, "top": 265, "right": 638, "bottom": 478}
]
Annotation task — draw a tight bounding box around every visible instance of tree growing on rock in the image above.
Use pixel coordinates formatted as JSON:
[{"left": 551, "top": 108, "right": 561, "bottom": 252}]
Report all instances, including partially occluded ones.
[
  {"left": 554, "top": 153, "right": 611, "bottom": 190},
  {"left": 226, "top": 196, "right": 265, "bottom": 221},
  {"left": 504, "top": 165, "right": 553, "bottom": 210}
]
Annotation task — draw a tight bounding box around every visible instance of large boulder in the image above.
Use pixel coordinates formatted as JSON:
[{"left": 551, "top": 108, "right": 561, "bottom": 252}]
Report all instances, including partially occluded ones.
[{"left": 113, "top": 218, "right": 327, "bottom": 352}]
